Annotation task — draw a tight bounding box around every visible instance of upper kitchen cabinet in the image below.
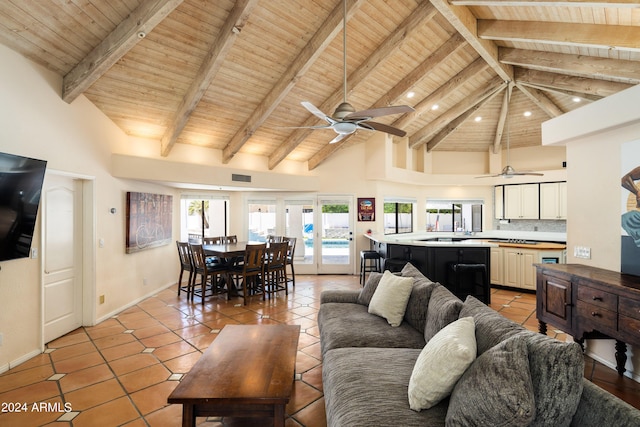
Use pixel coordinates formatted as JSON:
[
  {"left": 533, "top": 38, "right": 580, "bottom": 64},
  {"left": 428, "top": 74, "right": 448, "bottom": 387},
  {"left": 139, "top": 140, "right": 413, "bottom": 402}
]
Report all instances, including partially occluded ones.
[
  {"left": 540, "top": 182, "right": 567, "bottom": 220},
  {"left": 495, "top": 185, "right": 504, "bottom": 220},
  {"left": 504, "top": 184, "right": 539, "bottom": 220}
]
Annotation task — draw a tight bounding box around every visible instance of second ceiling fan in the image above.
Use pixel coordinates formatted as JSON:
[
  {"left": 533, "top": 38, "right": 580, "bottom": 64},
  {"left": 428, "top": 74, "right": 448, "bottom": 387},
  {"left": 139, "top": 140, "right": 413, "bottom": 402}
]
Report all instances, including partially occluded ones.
[{"left": 297, "top": 0, "right": 414, "bottom": 144}]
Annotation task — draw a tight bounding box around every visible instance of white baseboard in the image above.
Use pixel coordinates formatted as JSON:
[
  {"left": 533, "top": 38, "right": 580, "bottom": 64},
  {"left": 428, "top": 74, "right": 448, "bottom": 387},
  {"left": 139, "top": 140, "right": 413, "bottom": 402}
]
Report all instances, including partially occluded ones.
[
  {"left": 586, "top": 350, "right": 640, "bottom": 383},
  {"left": 0, "top": 349, "right": 43, "bottom": 374},
  {"left": 94, "top": 281, "right": 176, "bottom": 325}
]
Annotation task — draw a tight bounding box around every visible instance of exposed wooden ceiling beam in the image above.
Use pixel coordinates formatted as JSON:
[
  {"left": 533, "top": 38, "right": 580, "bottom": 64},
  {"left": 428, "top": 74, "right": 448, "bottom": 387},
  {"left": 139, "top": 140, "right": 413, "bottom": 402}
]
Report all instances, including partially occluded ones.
[
  {"left": 268, "top": 0, "right": 438, "bottom": 170},
  {"left": 515, "top": 83, "right": 564, "bottom": 118},
  {"left": 302, "top": 31, "right": 467, "bottom": 171},
  {"left": 410, "top": 77, "right": 506, "bottom": 150},
  {"left": 393, "top": 57, "right": 489, "bottom": 131},
  {"left": 492, "top": 84, "right": 512, "bottom": 154},
  {"left": 221, "top": 0, "right": 365, "bottom": 164},
  {"left": 479, "top": 20, "right": 640, "bottom": 52},
  {"left": 451, "top": 1, "right": 640, "bottom": 6},
  {"left": 160, "top": 0, "right": 257, "bottom": 157},
  {"left": 514, "top": 68, "right": 632, "bottom": 99},
  {"left": 500, "top": 48, "right": 640, "bottom": 85},
  {"left": 307, "top": 134, "right": 354, "bottom": 171},
  {"left": 428, "top": 0, "right": 513, "bottom": 82},
  {"left": 62, "top": 0, "right": 183, "bottom": 103}
]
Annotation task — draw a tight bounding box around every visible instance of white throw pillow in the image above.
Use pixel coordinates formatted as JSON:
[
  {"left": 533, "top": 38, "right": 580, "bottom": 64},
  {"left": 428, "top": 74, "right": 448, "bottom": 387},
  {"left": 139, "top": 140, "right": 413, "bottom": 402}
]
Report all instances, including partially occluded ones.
[
  {"left": 367, "top": 270, "right": 414, "bottom": 327},
  {"left": 408, "top": 316, "right": 477, "bottom": 411}
]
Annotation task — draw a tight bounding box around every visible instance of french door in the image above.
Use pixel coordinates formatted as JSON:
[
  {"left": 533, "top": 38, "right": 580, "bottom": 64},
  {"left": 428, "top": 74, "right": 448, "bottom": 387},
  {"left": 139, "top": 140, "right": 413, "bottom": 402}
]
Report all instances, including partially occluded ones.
[{"left": 265, "top": 195, "right": 355, "bottom": 275}]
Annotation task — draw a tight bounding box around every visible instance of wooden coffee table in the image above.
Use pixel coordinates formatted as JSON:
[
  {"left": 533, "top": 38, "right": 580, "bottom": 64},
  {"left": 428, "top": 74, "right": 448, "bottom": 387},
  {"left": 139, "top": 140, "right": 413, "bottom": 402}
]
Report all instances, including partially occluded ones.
[{"left": 168, "top": 324, "right": 300, "bottom": 427}]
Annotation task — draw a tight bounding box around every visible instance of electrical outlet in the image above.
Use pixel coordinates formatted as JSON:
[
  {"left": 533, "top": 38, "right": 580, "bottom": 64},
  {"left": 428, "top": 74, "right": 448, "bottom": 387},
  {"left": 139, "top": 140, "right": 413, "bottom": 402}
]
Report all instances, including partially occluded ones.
[
  {"left": 99, "top": 295, "right": 105, "bottom": 304},
  {"left": 574, "top": 246, "right": 591, "bottom": 259},
  {"left": 0, "top": 333, "right": 3, "bottom": 346}
]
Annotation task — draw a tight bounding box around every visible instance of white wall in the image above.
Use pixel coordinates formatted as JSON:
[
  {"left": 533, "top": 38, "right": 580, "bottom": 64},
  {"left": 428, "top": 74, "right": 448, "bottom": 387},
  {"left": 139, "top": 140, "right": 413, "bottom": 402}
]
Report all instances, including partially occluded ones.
[
  {"left": 543, "top": 84, "right": 640, "bottom": 381},
  {"left": 0, "top": 44, "right": 180, "bottom": 371}
]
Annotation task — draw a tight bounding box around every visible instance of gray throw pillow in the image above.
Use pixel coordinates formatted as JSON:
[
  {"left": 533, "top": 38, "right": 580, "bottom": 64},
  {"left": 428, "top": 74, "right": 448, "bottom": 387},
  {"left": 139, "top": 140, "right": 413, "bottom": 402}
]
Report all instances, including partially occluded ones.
[
  {"left": 357, "top": 272, "right": 383, "bottom": 305},
  {"left": 446, "top": 335, "right": 535, "bottom": 427},
  {"left": 521, "top": 331, "right": 584, "bottom": 427},
  {"left": 423, "top": 284, "right": 463, "bottom": 342}
]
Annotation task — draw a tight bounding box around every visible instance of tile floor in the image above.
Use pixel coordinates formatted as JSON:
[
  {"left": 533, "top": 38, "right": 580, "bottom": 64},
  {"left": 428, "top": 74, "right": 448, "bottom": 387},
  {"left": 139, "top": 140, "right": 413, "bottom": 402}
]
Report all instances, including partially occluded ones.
[{"left": 0, "top": 275, "right": 639, "bottom": 426}]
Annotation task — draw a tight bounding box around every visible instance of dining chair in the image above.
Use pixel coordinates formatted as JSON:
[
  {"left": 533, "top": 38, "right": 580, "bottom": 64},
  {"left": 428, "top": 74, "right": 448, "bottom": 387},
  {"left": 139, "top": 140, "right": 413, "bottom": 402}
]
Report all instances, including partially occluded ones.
[
  {"left": 189, "top": 244, "right": 229, "bottom": 305},
  {"left": 222, "top": 235, "right": 238, "bottom": 244},
  {"left": 282, "top": 237, "right": 297, "bottom": 288},
  {"left": 228, "top": 243, "right": 266, "bottom": 305},
  {"left": 266, "top": 235, "right": 282, "bottom": 243},
  {"left": 203, "top": 236, "right": 223, "bottom": 245},
  {"left": 264, "top": 241, "right": 288, "bottom": 298},
  {"left": 176, "top": 241, "right": 195, "bottom": 298}
]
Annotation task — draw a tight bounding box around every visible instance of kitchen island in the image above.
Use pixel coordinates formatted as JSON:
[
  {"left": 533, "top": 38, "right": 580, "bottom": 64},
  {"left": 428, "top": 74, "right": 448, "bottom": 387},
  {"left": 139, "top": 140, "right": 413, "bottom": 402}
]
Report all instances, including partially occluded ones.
[
  {"left": 365, "top": 234, "right": 495, "bottom": 303},
  {"left": 365, "top": 232, "right": 567, "bottom": 302}
]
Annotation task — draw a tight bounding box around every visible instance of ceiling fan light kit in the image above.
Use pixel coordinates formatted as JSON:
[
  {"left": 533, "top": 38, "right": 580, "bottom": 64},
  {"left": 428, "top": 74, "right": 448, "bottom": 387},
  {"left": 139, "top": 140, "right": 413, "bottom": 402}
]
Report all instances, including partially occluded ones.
[{"left": 295, "top": 0, "right": 414, "bottom": 145}]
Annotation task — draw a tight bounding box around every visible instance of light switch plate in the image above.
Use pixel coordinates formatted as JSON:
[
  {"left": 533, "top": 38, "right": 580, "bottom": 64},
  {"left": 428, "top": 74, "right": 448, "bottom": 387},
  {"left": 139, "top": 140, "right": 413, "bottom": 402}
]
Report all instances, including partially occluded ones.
[{"left": 574, "top": 246, "right": 591, "bottom": 259}]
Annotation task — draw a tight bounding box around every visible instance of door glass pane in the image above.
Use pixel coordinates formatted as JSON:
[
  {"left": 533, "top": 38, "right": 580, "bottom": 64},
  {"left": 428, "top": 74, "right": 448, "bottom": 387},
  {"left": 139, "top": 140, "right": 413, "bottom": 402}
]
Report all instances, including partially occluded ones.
[
  {"left": 285, "top": 202, "right": 314, "bottom": 265},
  {"left": 321, "top": 202, "right": 350, "bottom": 265},
  {"left": 248, "top": 203, "right": 276, "bottom": 242},
  {"left": 182, "top": 198, "right": 227, "bottom": 242}
]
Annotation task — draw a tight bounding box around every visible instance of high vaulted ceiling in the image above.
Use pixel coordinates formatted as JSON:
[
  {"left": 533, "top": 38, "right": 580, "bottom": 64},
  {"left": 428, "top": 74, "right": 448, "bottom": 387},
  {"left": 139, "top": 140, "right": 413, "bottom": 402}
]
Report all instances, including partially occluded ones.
[{"left": 1, "top": 1, "right": 638, "bottom": 171}]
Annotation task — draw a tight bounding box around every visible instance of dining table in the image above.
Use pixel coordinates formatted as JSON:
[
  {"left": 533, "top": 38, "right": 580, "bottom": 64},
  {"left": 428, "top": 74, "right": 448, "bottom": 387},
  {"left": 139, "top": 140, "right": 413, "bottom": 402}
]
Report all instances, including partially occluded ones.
[{"left": 202, "top": 241, "right": 263, "bottom": 298}]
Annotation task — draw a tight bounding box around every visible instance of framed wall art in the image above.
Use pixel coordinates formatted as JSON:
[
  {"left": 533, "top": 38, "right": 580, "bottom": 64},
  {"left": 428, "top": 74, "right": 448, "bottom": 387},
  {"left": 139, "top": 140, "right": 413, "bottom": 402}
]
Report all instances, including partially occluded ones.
[
  {"left": 357, "top": 197, "right": 375, "bottom": 221},
  {"left": 125, "top": 192, "right": 173, "bottom": 253}
]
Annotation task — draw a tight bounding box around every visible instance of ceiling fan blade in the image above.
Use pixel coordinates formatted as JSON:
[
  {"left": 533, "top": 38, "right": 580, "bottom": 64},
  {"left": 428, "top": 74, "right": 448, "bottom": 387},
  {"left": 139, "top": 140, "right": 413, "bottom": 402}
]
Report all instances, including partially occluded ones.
[
  {"left": 301, "top": 101, "right": 333, "bottom": 123},
  {"left": 360, "top": 121, "right": 407, "bottom": 137},
  {"left": 329, "top": 133, "right": 351, "bottom": 144},
  {"left": 279, "top": 125, "right": 333, "bottom": 130},
  {"left": 345, "top": 105, "right": 414, "bottom": 120}
]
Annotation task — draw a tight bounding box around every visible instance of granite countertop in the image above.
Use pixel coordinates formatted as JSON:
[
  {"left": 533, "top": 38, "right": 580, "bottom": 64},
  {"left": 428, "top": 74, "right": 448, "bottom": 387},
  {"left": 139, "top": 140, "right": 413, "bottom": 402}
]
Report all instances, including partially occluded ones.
[{"left": 365, "top": 231, "right": 567, "bottom": 249}]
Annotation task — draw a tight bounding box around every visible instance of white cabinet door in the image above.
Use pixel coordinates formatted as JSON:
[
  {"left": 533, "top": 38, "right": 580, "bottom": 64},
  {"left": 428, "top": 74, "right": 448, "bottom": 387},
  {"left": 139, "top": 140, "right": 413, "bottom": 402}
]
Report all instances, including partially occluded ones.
[
  {"left": 494, "top": 186, "right": 504, "bottom": 219},
  {"left": 490, "top": 247, "right": 503, "bottom": 285},
  {"left": 504, "top": 184, "right": 539, "bottom": 219},
  {"left": 540, "top": 182, "right": 567, "bottom": 220},
  {"left": 520, "top": 250, "right": 538, "bottom": 290},
  {"left": 501, "top": 247, "right": 538, "bottom": 290}
]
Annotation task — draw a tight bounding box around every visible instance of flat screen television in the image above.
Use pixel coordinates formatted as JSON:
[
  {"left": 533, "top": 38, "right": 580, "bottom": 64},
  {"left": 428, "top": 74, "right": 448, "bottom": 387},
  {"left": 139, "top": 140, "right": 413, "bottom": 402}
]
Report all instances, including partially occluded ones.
[{"left": 0, "top": 152, "right": 47, "bottom": 262}]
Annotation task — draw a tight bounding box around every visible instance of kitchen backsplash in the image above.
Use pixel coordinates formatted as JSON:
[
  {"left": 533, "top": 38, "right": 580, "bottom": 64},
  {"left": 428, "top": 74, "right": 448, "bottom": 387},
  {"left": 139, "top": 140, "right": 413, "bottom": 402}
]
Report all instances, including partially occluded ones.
[{"left": 492, "top": 219, "right": 567, "bottom": 233}]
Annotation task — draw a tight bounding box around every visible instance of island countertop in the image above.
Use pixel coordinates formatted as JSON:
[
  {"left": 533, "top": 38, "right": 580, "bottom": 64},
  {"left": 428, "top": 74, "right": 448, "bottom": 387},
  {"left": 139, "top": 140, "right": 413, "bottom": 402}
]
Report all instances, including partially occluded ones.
[{"left": 364, "top": 231, "right": 566, "bottom": 249}]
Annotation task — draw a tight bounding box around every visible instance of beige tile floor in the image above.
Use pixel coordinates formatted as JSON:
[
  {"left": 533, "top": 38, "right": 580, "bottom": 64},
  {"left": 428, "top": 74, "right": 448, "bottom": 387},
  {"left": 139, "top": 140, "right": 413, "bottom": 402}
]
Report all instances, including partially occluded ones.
[{"left": 0, "top": 275, "right": 638, "bottom": 426}]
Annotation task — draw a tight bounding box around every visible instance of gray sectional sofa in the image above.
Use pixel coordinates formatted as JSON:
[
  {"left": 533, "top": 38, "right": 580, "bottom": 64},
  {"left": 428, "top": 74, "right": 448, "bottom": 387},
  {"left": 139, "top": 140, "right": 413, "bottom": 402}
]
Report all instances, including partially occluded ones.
[{"left": 317, "top": 263, "right": 640, "bottom": 427}]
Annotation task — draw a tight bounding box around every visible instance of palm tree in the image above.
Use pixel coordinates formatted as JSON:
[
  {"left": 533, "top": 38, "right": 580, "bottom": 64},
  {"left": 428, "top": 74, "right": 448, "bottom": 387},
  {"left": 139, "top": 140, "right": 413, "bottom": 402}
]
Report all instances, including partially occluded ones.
[{"left": 188, "top": 200, "right": 210, "bottom": 229}]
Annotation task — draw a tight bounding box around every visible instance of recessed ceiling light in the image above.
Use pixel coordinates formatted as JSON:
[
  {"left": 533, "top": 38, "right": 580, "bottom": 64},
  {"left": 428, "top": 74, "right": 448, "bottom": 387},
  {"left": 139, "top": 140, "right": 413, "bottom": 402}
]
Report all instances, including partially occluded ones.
[
  {"left": 572, "top": 97, "right": 582, "bottom": 103},
  {"left": 407, "top": 91, "right": 415, "bottom": 98},
  {"left": 474, "top": 116, "right": 482, "bottom": 122},
  {"left": 431, "top": 104, "right": 439, "bottom": 111},
  {"left": 523, "top": 111, "right": 532, "bottom": 117}
]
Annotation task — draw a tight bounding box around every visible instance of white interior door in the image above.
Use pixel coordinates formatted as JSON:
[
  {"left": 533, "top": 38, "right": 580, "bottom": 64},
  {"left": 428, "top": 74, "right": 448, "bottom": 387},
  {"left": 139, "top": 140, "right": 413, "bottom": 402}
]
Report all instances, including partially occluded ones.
[
  {"left": 317, "top": 196, "right": 354, "bottom": 274},
  {"left": 43, "top": 174, "right": 82, "bottom": 343}
]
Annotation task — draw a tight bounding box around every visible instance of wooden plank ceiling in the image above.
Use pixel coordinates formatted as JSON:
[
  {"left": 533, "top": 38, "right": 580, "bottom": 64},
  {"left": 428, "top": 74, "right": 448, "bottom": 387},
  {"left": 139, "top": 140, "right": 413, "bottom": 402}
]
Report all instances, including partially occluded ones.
[{"left": 1, "top": 0, "right": 639, "bottom": 171}]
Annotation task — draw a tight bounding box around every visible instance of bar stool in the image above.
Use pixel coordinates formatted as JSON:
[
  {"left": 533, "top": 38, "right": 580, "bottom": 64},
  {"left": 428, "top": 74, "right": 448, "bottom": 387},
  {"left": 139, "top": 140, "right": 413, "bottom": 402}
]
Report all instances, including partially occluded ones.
[
  {"left": 383, "top": 258, "right": 408, "bottom": 273},
  {"left": 360, "top": 250, "right": 382, "bottom": 285},
  {"left": 448, "top": 263, "right": 490, "bottom": 304}
]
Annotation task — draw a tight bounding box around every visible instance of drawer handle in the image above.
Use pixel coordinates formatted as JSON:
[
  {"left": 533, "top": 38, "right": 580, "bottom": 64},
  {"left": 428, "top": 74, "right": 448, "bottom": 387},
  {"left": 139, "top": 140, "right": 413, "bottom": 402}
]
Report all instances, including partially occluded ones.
[
  {"left": 591, "top": 311, "right": 601, "bottom": 317},
  {"left": 592, "top": 296, "right": 603, "bottom": 301}
]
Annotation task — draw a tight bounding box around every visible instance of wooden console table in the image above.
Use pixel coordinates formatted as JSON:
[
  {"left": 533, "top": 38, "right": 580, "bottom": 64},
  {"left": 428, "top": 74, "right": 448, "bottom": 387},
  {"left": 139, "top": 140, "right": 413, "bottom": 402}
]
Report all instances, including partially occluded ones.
[
  {"left": 168, "top": 324, "right": 300, "bottom": 427},
  {"left": 536, "top": 263, "right": 640, "bottom": 375}
]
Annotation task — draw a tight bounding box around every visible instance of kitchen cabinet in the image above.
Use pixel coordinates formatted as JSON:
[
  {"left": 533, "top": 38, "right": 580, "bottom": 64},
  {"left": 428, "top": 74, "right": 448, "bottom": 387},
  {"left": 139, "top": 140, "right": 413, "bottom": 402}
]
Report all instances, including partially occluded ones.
[
  {"left": 490, "top": 246, "right": 503, "bottom": 285},
  {"left": 504, "top": 183, "right": 539, "bottom": 219},
  {"left": 494, "top": 185, "right": 504, "bottom": 219},
  {"left": 503, "top": 247, "right": 538, "bottom": 290},
  {"left": 536, "top": 264, "right": 640, "bottom": 375},
  {"left": 540, "top": 182, "right": 567, "bottom": 220}
]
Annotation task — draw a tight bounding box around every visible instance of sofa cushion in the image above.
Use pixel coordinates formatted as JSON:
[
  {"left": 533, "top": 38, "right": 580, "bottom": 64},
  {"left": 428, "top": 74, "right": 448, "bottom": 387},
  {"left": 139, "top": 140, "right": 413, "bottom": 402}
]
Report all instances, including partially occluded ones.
[
  {"left": 317, "top": 302, "right": 426, "bottom": 355},
  {"left": 459, "top": 295, "right": 525, "bottom": 355},
  {"left": 323, "top": 347, "right": 449, "bottom": 427},
  {"left": 357, "top": 272, "right": 384, "bottom": 305},
  {"left": 400, "top": 263, "right": 437, "bottom": 333},
  {"left": 368, "top": 271, "right": 415, "bottom": 326},
  {"left": 446, "top": 335, "right": 535, "bottom": 427},
  {"left": 519, "top": 331, "right": 584, "bottom": 427},
  {"left": 408, "top": 317, "right": 477, "bottom": 411},
  {"left": 423, "top": 285, "right": 463, "bottom": 342}
]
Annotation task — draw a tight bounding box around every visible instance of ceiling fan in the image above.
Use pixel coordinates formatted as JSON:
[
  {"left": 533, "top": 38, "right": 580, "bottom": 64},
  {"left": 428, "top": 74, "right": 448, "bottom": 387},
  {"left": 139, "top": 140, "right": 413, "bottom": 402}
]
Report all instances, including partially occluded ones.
[
  {"left": 296, "top": 0, "right": 414, "bottom": 144},
  {"left": 477, "top": 88, "right": 543, "bottom": 178}
]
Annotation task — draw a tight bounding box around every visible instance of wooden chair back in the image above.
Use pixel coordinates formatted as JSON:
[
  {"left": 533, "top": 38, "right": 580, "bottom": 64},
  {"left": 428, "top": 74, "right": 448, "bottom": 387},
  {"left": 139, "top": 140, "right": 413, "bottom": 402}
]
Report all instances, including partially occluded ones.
[
  {"left": 223, "top": 235, "right": 238, "bottom": 244},
  {"left": 177, "top": 241, "right": 193, "bottom": 269}
]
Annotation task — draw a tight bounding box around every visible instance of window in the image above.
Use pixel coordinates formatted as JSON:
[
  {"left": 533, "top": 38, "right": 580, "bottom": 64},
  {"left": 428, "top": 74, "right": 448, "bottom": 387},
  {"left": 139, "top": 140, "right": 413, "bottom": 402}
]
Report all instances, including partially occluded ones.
[
  {"left": 384, "top": 200, "right": 414, "bottom": 234},
  {"left": 426, "top": 200, "right": 483, "bottom": 232},
  {"left": 180, "top": 195, "right": 228, "bottom": 242},
  {"left": 247, "top": 201, "right": 276, "bottom": 242}
]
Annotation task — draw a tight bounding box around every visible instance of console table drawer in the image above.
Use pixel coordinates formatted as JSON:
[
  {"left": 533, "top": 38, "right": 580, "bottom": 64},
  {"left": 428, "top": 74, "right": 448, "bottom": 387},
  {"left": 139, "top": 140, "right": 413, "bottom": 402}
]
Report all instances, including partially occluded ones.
[
  {"left": 577, "top": 286, "right": 617, "bottom": 310},
  {"left": 619, "top": 315, "right": 640, "bottom": 346},
  {"left": 577, "top": 302, "right": 617, "bottom": 332},
  {"left": 619, "top": 298, "right": 640, "bottom": 321}
]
